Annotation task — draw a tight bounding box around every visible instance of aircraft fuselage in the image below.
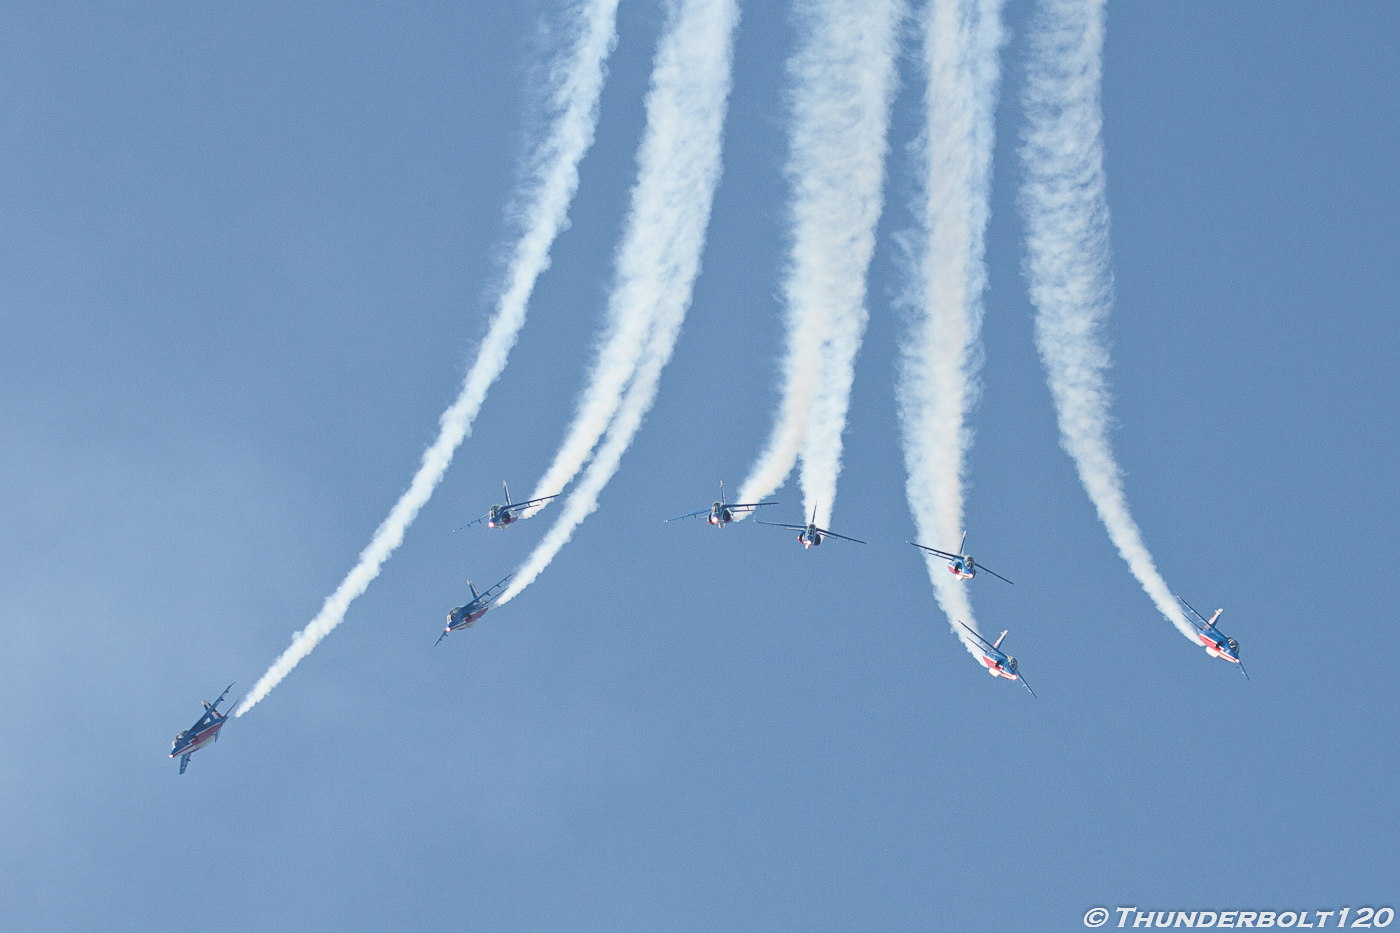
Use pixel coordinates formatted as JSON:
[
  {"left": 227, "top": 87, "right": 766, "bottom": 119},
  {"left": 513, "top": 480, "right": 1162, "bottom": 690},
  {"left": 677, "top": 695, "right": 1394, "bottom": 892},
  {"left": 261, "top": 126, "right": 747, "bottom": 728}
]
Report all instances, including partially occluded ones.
[
  {"left": 170, "top": 718, "right": 225, "bottom": 759},
  {"left": 1197, "top": 630, "right": 1240, "bottom": 663},
  {"left": 708, "top": 503, "right": 735, "bottom": 526},
  {"left": 1194, "top": 609, "right": 1240, "bottom": 663},
  {"left": 486, "top": 506, "right": 520, "bottom": 529},
  {"left": 977, "top": 653, "right": 1020, "bottom": 681},
  {"left": 447, "top": 602, "right": 489, "bottom": 632}
]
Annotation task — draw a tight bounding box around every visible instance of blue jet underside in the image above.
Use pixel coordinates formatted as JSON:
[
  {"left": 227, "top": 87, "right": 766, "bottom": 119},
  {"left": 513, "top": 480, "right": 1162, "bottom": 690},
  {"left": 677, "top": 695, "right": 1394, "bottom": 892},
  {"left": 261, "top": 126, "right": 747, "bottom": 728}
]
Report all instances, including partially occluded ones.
[
  {"left": 437, "top": 573, "right": 516, "bottom": 645},
  {"left": 170, "top": 683, "right": 234, "bottom": 774}
]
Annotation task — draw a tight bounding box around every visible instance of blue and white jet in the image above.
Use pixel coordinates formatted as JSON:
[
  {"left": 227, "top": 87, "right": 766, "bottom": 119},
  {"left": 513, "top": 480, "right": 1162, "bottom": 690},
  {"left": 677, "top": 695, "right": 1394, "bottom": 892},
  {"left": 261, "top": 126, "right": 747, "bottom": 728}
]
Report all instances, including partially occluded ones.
[
  {"left": 170, "top": 683, "right": 234, "bottom": 775},
  {"left": 436, "top": 573, "right": 515, "bottom": 645},
  {"left": 456, "top": 483, "right": 556, "bottom": 531},
  {"left": 1178, "top": 597, "right": 1249, "bottom": 678},
  {"left": 756, "top": 505, "right": 866, "bottom": 549},
  {"left": 909, "top": 532, "right": 1013, "bottom": 584},
  {"left": 666, "top": 481, "right": 778, "bottom": 527},
  {"left": 959, "top": 624, "right": 1036, "bottom": 697}
]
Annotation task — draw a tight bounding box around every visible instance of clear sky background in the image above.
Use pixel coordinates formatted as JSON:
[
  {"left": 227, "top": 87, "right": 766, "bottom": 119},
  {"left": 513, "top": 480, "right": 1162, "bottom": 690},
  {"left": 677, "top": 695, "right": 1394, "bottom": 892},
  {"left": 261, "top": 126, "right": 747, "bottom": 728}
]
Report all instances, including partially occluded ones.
[{"left": 2, "top": 2, "right": 1396, "bottom": 930}]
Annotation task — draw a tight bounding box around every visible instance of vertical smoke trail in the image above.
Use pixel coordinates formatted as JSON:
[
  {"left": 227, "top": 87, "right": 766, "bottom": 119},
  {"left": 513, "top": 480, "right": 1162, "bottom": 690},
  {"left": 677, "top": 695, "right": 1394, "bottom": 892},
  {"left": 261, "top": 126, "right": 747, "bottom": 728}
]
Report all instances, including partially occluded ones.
[
  {"left": 502, "top": 0, "right": 740, "bottom": 602},
  {"left": 234, "top": 0, "right": 620, "bottom": 717},
  {"left": 735, "top": 0, "right": 904, "bottom": 530},
  {"left": 898, "top": 0, "right": 1004, "bottom": 658},
  {"left": 524, "top": 0, "right": 739, "bottom": 513},
  {"left": 1019, "top": 0, "right": 1194, "bottom": 640}
]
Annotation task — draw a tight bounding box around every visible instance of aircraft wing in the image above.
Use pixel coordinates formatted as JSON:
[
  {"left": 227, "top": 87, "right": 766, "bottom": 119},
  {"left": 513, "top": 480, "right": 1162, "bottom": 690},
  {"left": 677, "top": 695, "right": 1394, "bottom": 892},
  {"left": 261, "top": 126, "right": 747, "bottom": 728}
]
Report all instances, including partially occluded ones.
[
  {"left": 1176, "top": 596, "right": 1208, "bottom": 627},
  {"left": 481, "top": 572, "right": 517, "bottom": 600},
  {"left": 818, "top": 528, "right": 867, "bottom": 545},
  {"left": 454, "top": 512, "right": 491, "bottom": 532},
  {"left": 1016, "top": 670, "right": 1038, "bottom": 698},
  {"left": 958, "top": 622, "right": 998, "bottom": 654},
  {"left": 908, "top": 541, "right": 959, "bottom": 561},
  {"left": 666, "top": 508, "right": 710, "bottom": 522},
  {"left": 1237, "top": 660, "right": 1250, "bottom": 681},
  {"left": 729, "top": 501, "right": 779, "bottom": 511},
  {"left": 977, "top": 564, "right": 1015, "bottom": 585},
  {"left": 179, "top": 753, "right": 191, "bottom": 775},
  {"left": 754, "top": 521, "right": 807, "bottom": 531},
  {"left": 514, "top": 495, "right": 557, "bottom": 511}
]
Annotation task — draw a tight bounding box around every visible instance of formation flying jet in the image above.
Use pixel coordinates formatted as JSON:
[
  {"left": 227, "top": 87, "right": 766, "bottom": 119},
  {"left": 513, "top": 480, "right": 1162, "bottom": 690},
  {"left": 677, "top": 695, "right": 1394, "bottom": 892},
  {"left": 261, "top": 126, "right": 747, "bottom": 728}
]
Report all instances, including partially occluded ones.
[
  {"left": 1178, "top": 597, "right": 1248, "bottom": 678},
  {"left": 757, "top": 505, "right": 866, "bottom": 548},
  {"left": 436, "top": 573, "right": 515, "bottom": 645},
  {"left": 959, "top": 624, "right": 1036, "bottom": 696},
  {"left": 456, "top": 483, "right": 556, "bottom": 531},
  {"left": 909, "top": 532, "right": 1013, "bottom": 584},
  {"left": 666, "top": 481, "right": 777, "bottom": 527},
  {"left": 170, "top": 683, "right": 234, "bottom": 774}
]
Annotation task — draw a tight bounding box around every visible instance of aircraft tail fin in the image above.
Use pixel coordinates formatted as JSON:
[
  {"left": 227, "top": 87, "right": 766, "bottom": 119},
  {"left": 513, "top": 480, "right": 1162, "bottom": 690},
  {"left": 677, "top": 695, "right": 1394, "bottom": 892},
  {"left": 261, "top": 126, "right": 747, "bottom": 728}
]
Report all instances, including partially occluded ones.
[
  {"left": 960, "top": 530, "right": 968, "bottom": 554},
  {"left": 993, "top": 630, "right": 1008, "bottom": 650},
  {"left": 503, "top": 481, "right": 511, "bottom": 506},
  {"left": 468, "top": 580, "right": 481, "bottom": 599},
  {"left": 1209, "top": 609, "right": 1224, "bottom": 626},
  {"left": 179, "top": 753, "right": 190, "bottom": 775}
]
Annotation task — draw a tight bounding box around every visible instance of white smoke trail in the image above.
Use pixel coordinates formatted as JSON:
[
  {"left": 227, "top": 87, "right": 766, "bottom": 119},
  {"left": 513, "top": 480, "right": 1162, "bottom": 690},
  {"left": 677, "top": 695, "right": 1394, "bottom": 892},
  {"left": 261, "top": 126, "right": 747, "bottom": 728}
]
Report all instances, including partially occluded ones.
[
  {"left": 502, "top": 0, "right": 740, "bottom": 602},
  {"left": 1020, "top": 0, "right": 1194, "bottom": 641},
  {"left": 735, "top": 0, "right": 904, "bottom": 530},
  {"left": 898, "top": 0, "right": 1004, "bottom": 659},
  {"left": 234, "top": 0, "right": 620, "bottom": 717},
  {"left": 523, "top": 0, "right": 740, "bottom": 514}
]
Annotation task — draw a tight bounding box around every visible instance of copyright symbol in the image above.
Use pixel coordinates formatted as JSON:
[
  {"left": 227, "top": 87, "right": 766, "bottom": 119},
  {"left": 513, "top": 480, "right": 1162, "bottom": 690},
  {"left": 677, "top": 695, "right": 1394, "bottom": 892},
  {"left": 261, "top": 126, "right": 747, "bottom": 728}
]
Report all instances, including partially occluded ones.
[{"left": 1084, "top": 907, "right": 1110, "bottom": 927}]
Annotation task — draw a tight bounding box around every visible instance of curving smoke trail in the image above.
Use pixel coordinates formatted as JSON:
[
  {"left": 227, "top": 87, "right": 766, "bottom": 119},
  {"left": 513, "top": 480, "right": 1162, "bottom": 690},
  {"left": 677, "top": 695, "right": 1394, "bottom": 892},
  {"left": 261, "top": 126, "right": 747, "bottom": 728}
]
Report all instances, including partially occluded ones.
[
  {"left": 1019, "top": 0, "right": 1194, "bottom": 640},
  {"left": 235, "top": 0, "right": 620, "bottom": 717},
  {"left": 522, "top": 0, "right": 741, "bottom": 516},
  {"left": 898, "top": 0, "right": 1004, "bottom": 659},
  {"left": 500, "top": 0, "right": 740, "bottom": 603},
  {"left": 735, "top": 0, "right": 904, "bottom": 530}
]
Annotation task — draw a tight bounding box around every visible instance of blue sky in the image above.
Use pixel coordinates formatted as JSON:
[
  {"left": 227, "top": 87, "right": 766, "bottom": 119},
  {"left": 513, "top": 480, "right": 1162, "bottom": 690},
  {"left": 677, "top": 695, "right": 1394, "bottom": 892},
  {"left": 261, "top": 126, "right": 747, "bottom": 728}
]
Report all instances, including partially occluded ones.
[{"left": 2, "top": 1, "right": 1396, "bottom": 930}]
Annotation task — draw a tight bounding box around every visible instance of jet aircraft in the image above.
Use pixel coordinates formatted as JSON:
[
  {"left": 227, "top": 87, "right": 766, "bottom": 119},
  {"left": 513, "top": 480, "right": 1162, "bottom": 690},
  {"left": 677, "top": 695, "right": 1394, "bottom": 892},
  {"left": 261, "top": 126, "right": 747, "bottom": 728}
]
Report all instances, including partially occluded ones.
[
  {"left": 170, "top": 683, "right": 234, "bottom": 774},
  {"left": 909, "top": 532, "right": 1013, "bottom": 584},
  {"left": 756, "top": 506, "right": 866, "bottom": 548},
  {"left": 457, "top": 483, "right": 556, "bottom": 531},
  {"left": 1178, "top": 597, "right": 1249, "bottom": 678},
  {"left": 436, "top": 573, "right": 515, "bottom": 645},
  {"left": 666, "top": 481, "right": 777, "bottom": 527},
  {"left": 958, "top": 623, "right": 1036, "bottom": 696}
]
